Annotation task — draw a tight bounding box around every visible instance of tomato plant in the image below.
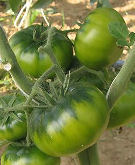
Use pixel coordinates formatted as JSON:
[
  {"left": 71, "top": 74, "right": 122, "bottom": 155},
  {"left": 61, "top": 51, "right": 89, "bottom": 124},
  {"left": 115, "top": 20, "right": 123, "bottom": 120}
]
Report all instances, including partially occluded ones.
[
  {"left": 1, "top": 145, "right": 60, "bottom": 165},
  {"left": 9, "top": 25, "right": 73, "bottom": 78},
  {"left": 108, "top": 82, "right": 135, "bottom": 129},
  {"left": 74, "top": 7, "right": 126, "bottom": 70},
  {"left": 30, "top": 84, "right": 109, "bottom": 157},
  {"left": 0, "top": 2, "right": 135, "bottom": 165},
  {"left": 0, "top": 93, "right": 27, "bottom": 141}
]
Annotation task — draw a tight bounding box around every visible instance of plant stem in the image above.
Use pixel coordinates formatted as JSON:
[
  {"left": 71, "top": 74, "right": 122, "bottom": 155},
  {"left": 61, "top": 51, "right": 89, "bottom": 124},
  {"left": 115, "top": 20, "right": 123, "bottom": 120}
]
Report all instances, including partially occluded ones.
[
  {"left": 25, "top": 111, "right": 31, "bottom": 147},
  {"left": 106, "top": 43, "right": 135, "bottom": 108},
  {"left": 0, "top": 26, "right": 33, "bottom": 96},
  {"left": 45, "top": 46, "right": 65, "bottom": 83},
  {"left": 78, "top": 144, "right": 100, "bottom": 165},
  {"left": 78, "top": 149, "right": 90, "bottom": 165},
  {"left": 88, "top": 144, "right": 100, "bottom": 165},
  {"left": 40, "top": 9, "right": 50, "bottom": 26},
  {"left": 70, "top": 66, "right": 106, "bottom": 84},
  {"left": 14, "top": 2, "right": 27, "bottom": 28},
  {"left": 18, "top": 0, "right": 32, "bottom": 29},
  {"left": 39, "top": 27, "right": 65, "bottom": 83},
  {"left": 37, "top": 87, "right": 56, "bottom": 105},
  {"left": 4, "top": 103, "right": 49, "bottom": 113},
  {"left": 24, "top": 65, "right": 57, "bottom": 106}
]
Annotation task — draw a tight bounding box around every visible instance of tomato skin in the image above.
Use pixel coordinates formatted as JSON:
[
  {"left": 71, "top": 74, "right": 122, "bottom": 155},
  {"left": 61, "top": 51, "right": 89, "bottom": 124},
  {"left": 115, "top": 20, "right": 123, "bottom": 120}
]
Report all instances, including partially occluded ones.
[
  {"left": 30, "top": 84, "right": 109, "bottom": 157},
  {"left": 0, "top": 94, "right": 26, "bottom": 141},
  {"left": 9, "top": 25, "right": 73, "bottom": 78},
  {"left": 108, "top": 82, "right": 135, "bottom": 129},
  {"left": 1, "top": 145, "right": 60, "bottom": 165},
  {"left": 74, "top": 8, "right": 126, "bottom": 70}
]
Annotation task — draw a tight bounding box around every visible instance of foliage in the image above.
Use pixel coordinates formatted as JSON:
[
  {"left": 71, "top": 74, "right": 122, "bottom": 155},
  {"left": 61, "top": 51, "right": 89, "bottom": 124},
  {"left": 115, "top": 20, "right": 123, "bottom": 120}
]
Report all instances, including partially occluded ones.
[
  {"left": 109, "top": 22, "right": 135, "bottom": 47},
  {"left": 9, "top": 0, "right": 22, "bottom": 13},
  {"left": 8, "top": 0, "right": 54, "bottom": 13}
]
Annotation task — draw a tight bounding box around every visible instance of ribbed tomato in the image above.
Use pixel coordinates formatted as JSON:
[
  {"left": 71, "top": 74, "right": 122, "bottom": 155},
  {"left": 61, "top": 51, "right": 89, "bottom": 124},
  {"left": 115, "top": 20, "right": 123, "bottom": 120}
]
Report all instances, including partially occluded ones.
[
  {"left": 1, "top": 145, "right": 60, "bottom": 165},
  {"left": 74, "top": 8, "right": 126, "bottom": 70},
  {"left": 0, "top": 93, "right": 26, "bottom": 141},
  {"left": 30, "top": 84, "right": 109, "bottom": 157},
  {"left": 108, "top": 82, "right": 135, "bottom": 129},
  {"left": 9, "top": 25, "right": 73, "bottom": 78}
]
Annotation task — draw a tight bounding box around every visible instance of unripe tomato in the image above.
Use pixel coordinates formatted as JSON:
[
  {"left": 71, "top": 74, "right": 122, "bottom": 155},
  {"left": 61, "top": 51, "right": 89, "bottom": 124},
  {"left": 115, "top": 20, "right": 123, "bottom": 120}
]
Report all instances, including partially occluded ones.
[
  {"left": 108, "top": 82, "right": 135, "bottom": 129},
  {"left": 0, "top": 93, "right": 26, "bottom": 141},
  {"left": 30, "top": 84, "right": 109, "bottom": 157},
  {"left": 9, "top": 25, "right": 73, "bottom": 78},
  {"left": 74, "top": 8, "right": 126, "bottom": 70},
  {"left": 1, "top": 145, "right": 60, "bottom": 165}
]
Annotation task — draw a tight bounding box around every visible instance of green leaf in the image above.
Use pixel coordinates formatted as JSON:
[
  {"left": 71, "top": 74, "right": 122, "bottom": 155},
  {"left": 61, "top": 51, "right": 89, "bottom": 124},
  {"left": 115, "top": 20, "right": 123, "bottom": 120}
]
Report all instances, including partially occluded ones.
[
  {"left": 129, "top": 32, "right": 135, "bottom": 46},
  {"left": 8, "top": 94, "right": 16, "bottom": 107},
  {"left": 2, "top": 114, "right": 9, "bottom": 126},
  {"left": 8, "top": 0, "right": 22, "bottom": 13},
  {"left": 109, "top": 22, "right": 129, "bottom": 40},
  {"left": 11, "top": 112, "right": 22, "bottom": 122},
  {"left": 30, "top": 10, "right": 40, "bottom": 25},
  {"left": 116, "top": 39, "right": 130, "bottom": 47},
  {"left": 0, "top": 98, "right": 7, "bottom": 108},
  {"left": 32, "top": 0, "right": 53, "bottom": 9},
  {"left": 0, "top": 79, "right": 10, "bottom": 85}
]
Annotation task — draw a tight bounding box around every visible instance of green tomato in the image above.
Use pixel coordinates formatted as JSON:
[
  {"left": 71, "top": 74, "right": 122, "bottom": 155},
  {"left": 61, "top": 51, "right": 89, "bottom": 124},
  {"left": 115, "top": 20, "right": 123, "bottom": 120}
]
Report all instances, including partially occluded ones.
[
  {"left": 1, "top": 145, "right": 60, "bottom": 165},
  {"left": 74, "top": 7, "right": 126, "bottom": 70},
  {"left": 30, "top": 84, "right": 109, "bottom": 157},
  {"left": 108, "top": 82, "right": 135, "bottom": 129},
  {"left": 9, "top": 25, "right": 73, "bottom": 78},
  {"left": 0, "top": 93, "right": 26, "bottom": 141}
]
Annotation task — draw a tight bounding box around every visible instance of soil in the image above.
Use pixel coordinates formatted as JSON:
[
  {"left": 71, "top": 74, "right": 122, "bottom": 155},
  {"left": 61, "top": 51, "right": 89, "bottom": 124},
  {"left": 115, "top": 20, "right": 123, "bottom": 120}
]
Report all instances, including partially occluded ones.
[{"left": 0, "top": 0, "right": 135, "bottom": 165}]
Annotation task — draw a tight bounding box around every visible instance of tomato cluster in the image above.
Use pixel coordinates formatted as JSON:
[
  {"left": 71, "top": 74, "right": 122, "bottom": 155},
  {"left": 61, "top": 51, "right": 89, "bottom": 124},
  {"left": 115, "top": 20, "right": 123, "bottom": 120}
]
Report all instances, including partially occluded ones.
[{"left": 1, "top": 7, "right": 133, "bottom": 165}]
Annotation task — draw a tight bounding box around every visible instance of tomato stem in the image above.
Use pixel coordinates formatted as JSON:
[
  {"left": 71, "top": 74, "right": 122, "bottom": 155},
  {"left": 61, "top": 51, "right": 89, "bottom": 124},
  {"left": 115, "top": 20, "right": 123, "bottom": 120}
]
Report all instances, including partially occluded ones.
[
  {"left": 78, "top": 143, "right": 100, "bottom": 165},
  {"left": 25, "top": 92, "right": 37, "bottom": 105},
  {"left": 0, "top": 26, "right": 33, "bottom": 96},
  {"left": 45, "top": 46, "right": 65, "bottom": 83},
  {"left": 49, "top": 81, "right": 59, "bottom": 98},
  {"left": 37, "top": 87, "right": 56, "bottom": 105},
  {"left": 25, "top": 111, "right": 31, "bottom": 147},
  {"left": 24, "top": 65, "right": 57, "bottom": 106},
  {"left": 88, "top": 143, "right": 100, "bottom": 165},
  {"left": 39, "top": 27, "right": 65, "bottom": 83},
  {"left": 70, "top": 66, "right": 106, "bottom": 85},
  {"left": 106, "top": 43, "right": 135, "bottom": 108},
  {"left": 78, "top": 149, "right": 90, "bottom": 165},
  {"left": 4, "top": 103, "right": 49, "bottom": 113}
]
